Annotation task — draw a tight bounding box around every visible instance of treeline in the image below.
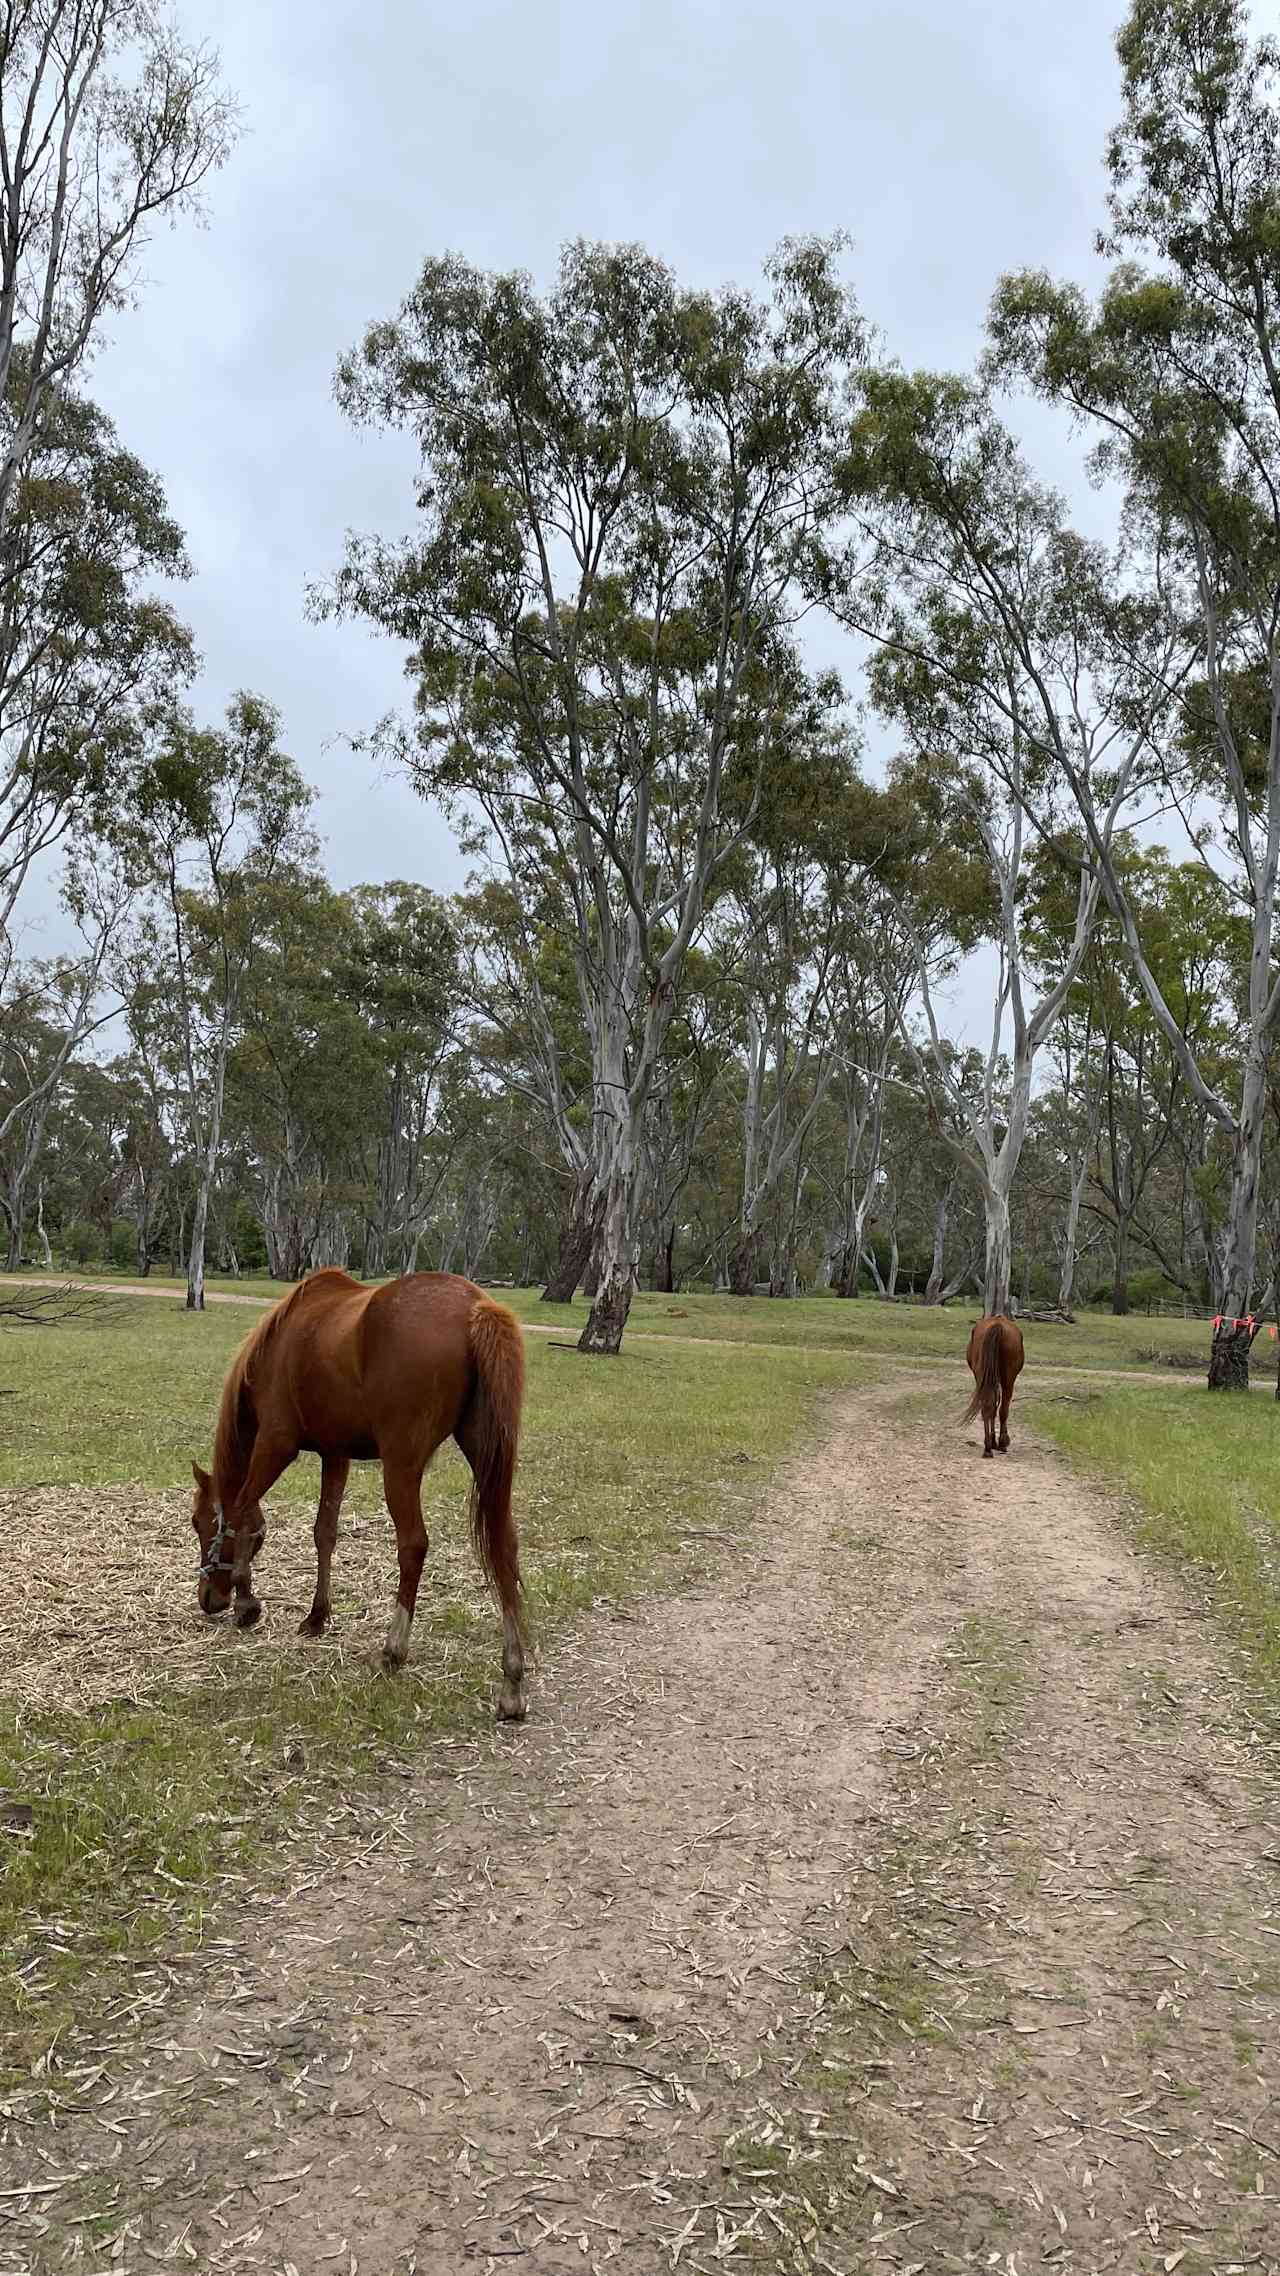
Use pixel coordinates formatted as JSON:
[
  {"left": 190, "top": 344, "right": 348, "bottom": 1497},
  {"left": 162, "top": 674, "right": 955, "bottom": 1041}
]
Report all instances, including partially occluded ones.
[
  {"left": 8, "top": 822, "right": 1275, "bottom": 1337},
  {"left": 4, "top": 0, "right": 1280, "bottom": 1385}
]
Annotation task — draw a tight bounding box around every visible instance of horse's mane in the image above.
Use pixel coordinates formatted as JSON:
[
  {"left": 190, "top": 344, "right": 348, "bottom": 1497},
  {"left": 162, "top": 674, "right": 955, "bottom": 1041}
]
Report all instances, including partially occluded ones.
[{"left": 213, "top": 1278, "right": 318, "bottom": 1494}]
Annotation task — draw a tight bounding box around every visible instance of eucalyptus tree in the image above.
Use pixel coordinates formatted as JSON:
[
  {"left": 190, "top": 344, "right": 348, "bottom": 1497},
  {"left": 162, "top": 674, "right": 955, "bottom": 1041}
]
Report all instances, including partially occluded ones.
[
  {"left": 0, "top": 837, "right": 135, "bottom": 1265},
  {"left": 0, "top": 372, "right": 192, "bottom": 1198},
  {"left": 0, "top": 1, "right": 235, "bottom": 541},
  {"left": 638, "top": 948, "right": 733, "bottom": 1293},
  {"left": 823, "top": 371, "right": 1183, "bottom": 1316},
  {"left": 130, "top": 696, "right": 313, "bottom": 1310},
  {"left": 821, "top": 783, "right": 930, "bottom": 1301},
  {"left": 0, "top": 376, "right": 192, "bottom": 968},
  {"left": 874, "top": 732, "right": 1091, "bottom": 1318},
  {"left": 720, "top": 742, "right": 849, "bottom": 1297},
  {"left": 988, "top": 0, "right": 1280, "bottom": 1382},
  {"left": 229, "top": 871, "right": 377, "bottom": 1280},
  {"left": 457, "top": 874, "right": 594, "bottom": 1302},
  {"left": 322, "top": 236, "right": 865, "bottom": 1352},
  {"left": 344, "top": 882, "right": 459, "bottom": 1276},
  {"left": 821, "top": 932, "right": 917, "bottom": 1300}
]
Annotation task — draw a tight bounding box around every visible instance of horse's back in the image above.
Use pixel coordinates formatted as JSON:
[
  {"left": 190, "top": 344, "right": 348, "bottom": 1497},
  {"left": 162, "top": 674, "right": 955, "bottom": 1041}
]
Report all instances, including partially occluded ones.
[
  {"left": 248, "top": 1270, "right": 493, "bottom": 1461},
  {"left": 361, "top": 1274, "right": 496, "bottom": 1452},
  {"left": 966, "top": 1313, "right": 1025, "bottom": 1380},
  {"left": 360, "top": 1271, "right": 489, "bottom": 1347}
]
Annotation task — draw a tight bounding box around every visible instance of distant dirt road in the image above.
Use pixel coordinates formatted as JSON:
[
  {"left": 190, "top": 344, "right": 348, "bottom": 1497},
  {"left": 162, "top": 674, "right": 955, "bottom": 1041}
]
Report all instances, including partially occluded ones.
[{"left": 3, "top": 1272, "right": 1217, "bottom": 1381}]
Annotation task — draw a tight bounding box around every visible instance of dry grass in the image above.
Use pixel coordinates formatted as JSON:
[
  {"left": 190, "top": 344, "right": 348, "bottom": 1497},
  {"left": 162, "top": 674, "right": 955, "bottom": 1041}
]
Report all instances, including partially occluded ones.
[{"left": 1, "top": 1476, "right": 491, "bottom": 1716}]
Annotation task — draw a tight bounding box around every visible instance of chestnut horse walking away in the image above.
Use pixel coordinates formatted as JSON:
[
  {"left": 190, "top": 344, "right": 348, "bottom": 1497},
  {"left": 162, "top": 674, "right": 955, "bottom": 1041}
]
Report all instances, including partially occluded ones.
[
  {"left": 964, "top": 1314, "right": 1025, "bottom": 1458},
  {"left": 191, "top": 1269, "right": 527, "bottom": 1720}
]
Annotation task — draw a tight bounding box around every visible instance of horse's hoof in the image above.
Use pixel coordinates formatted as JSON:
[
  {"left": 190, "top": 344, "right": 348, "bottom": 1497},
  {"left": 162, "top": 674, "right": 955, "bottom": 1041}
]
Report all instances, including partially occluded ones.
[
  {"left": 234, "top": 1597, "right": 263, "bottom": 1629},
  {"left": 380, "top": 1646, "right": 406, "bottom": 1675},
  {"left": 298, "top": 1611, "right": 329, "bottom": 1638},
  {"left": 982, "top": 1448, "right": 993, "bottom": 1460},
  {"left": 497, "top": 1687, "right": 527, "bottom": 1723}
]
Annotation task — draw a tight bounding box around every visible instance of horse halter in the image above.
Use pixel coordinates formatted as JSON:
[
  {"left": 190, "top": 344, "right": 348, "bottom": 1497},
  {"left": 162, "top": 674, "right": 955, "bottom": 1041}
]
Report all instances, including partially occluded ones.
[{"left": 200, "top": 1502, "right": 265, "bottom": 1583}]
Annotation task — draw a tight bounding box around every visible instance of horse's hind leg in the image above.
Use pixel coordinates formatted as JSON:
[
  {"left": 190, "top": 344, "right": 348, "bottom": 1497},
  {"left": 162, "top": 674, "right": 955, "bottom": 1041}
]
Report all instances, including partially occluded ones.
[
  {"left": 455, "top": 1407, "right": 525, "bottom": 1724},
  {"left": 983, "top": 1405, "right": 995, "bottom": 1458},
  {"left": 380, "top": 1460, "right": 428, "bottom": 1674},
  {"left": 299, "top": 1455, "right": 349, "bottom": 1637},
  {"left": 997, "top": 1387, "right": 1012, "bottom": 1453}
]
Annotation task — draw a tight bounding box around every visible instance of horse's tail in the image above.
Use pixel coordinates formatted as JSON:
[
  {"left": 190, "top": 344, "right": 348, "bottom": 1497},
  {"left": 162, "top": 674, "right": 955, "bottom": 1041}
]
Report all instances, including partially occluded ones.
[
  {"left": 466, "top": 1293, "right": 526, "bottom": 1638},
  {"left": 963, "top": 1319, "right": 1004, "bottom": 1425}
]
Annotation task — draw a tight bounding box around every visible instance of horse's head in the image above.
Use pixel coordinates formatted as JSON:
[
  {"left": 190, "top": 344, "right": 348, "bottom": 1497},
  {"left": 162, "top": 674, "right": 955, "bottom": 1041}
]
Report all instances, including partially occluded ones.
[{"left": 191, "top": 1462, "right": 265, "bottom": 1620}]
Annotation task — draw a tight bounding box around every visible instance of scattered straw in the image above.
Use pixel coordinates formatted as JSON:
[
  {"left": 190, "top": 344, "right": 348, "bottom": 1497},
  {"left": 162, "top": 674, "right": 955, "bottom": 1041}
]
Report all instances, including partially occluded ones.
[{"left": 0, "top": 1481, "right": 491, "bottom": 1716}]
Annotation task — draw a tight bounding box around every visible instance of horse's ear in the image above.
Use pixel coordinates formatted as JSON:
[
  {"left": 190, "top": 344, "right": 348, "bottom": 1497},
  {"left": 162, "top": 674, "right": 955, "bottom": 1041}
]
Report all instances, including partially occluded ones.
[{"left": 192, "top": 1462, "right": 211, "bottom": 1491}]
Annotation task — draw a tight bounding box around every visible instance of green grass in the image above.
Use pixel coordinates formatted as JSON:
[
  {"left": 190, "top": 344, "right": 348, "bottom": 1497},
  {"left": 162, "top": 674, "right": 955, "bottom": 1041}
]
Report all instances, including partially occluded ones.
[
  {"left": 0, "top": 1298, "right": 262, "bottom": 1489},
  {"left": 0, "top": 1300, "right": 857, "bottom": 2069},
  {"left": 13, "top": 1262, "right": 1234, "bottom": 1376},
  {"left": 1032, "top": 1375, "right": 1280, "bottom": 1697},
  {"left": 502, "top": 1284, "right": 1229, "bottom": 1375},
  {"left": 0, "top": 1275, "right": 1267, "bottom": 2074}
]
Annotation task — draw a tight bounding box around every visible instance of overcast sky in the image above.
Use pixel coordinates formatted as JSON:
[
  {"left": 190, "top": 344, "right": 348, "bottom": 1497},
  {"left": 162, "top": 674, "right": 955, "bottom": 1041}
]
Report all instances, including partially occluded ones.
[{"left": 60, "top": 0, "right": 1135, "bottom": 1035}]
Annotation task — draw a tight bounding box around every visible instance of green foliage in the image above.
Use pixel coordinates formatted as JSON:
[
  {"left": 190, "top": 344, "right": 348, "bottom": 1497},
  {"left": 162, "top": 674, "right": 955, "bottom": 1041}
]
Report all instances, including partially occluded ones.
[
  {"left": 61, "top": 1218, "right": 100, "bottom": 1267},
  {"left": 0, "top": 361, "right": 196, "bottom": 900}
]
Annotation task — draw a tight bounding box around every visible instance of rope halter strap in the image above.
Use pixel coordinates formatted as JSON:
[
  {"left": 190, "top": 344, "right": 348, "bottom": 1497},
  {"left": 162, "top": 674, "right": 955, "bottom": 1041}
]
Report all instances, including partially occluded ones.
[
  {"left": 200, "top": 1502, "right": 267, "bottom": 1583},
  {"left": 200, "top": 1503, "right": 232, "bottom": 1581}
]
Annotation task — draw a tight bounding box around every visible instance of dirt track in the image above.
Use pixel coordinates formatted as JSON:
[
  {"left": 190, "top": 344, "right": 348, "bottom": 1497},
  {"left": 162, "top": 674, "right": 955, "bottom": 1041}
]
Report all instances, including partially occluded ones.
[{"left": 3, "top": 1375, "right": 1279, "bottom": 2275}]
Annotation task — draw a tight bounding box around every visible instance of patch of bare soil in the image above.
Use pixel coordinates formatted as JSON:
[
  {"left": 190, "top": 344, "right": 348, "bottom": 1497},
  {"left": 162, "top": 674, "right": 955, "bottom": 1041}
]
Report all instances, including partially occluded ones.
[{"left": 3, "top": 1379, "right": 1279, "bottom": 2276}]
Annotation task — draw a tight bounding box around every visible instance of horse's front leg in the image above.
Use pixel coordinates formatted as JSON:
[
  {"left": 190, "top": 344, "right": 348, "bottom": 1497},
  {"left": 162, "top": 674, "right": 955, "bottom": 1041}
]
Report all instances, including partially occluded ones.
[
  {"left": 380, "top": 1460, "right": 428, "bottom": 1673},
  {"left": 299, "top": 1455, "right": 350, "bottom": 1636},
  {"left": 229, "top": 1437, "right": 293, "bottom": 1628}
]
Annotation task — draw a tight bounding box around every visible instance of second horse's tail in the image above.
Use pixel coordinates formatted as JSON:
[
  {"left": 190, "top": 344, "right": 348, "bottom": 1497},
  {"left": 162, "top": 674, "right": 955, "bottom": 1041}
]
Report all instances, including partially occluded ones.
[{"left": 964, "top": 1320, "right": 1004, "bottom": 1425}]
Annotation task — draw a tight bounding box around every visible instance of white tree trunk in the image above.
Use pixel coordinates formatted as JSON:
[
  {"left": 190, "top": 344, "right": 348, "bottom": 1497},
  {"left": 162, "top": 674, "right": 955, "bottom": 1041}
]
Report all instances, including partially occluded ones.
[
  {"left": 186, "top": 1034, "right": 229, "bottom": 1313},
  {"left": 578, "top": 1141, "right": 639, "bottom": 1354},
  {"left": 1209, "top": 1048, "right": 1268, "bottom": 1389},
  {"left": 923, "top": 1178, "right": 954, "bottom": 1305},
  {"left": 35, "top": 1183, "right": 52, "bottom": 1271},
  {"left": 1057, "top": 1153, "right": 1090, "bottom": 1316},
  {"left": 984, "top": 1184, "right": 1013, "bottom": 1318}
]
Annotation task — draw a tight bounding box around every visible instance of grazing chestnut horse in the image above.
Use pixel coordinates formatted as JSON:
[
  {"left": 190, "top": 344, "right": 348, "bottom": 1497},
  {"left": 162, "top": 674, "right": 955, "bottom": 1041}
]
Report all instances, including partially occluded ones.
[
  {"left": 964, "top": 1314, "right": 1025, "bottom": 1458},
  {"left": 190, "top": 1269, "right": 527, "bottom": 1720}
]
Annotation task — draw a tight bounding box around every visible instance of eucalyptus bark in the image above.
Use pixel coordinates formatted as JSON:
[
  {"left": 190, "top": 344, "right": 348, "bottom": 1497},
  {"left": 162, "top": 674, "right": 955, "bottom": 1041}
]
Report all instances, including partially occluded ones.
[
  {"left": 1207, "top": 1051, "right": 1268, "bottom": 1389},
  {"left": 543, "top": 1165, "right": 599, "bottom": 1303},
  {"left": 577, "top": 1133, "right": 637, "bottom": 1356},
  {"left": 652, "top": 1225, "right": 676, "bottom": 1294},
  {"left": 984, "top": 1186, "right": 1013, "bottom": 1319},
  {"left": 1056, "top": 1158, "right": 1088, "bottom": 1318},
  {"left": 35, "top": 1183, "right": 52, "bottom": 1271},
  {"left": 923, "top": 1177, "right": 955, "bottom": 1306}
]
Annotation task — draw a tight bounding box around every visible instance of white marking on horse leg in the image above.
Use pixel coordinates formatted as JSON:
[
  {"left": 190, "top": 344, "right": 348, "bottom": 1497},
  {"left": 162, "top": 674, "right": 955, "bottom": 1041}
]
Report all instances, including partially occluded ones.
[{"left": 382, "top": 1603, "right": 411, "bottom": 1671}]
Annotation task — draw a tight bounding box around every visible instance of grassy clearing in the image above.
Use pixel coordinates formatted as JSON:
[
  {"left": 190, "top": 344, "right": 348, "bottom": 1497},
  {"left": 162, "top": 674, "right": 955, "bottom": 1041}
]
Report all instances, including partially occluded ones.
[
  {"left": 503, "top": 1285, "right": 1227, "bottom": 1374},
  {"left": 0, "top": 1300, "right": 857, "bottom": 2071},
  {"left": 10, "top": 1264, "right": 1238, "bottom": 1376},
  {"left": 1031, "top": 1376, "right": 1280, "bottom": 1703}
]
